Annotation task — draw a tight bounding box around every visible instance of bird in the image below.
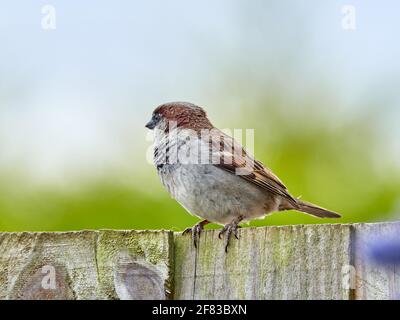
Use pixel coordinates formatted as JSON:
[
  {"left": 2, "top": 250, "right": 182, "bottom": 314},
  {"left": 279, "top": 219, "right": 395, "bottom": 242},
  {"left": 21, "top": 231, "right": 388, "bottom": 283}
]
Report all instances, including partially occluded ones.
[{"left": 145, "top": 102, "right": 341, "bottom": 252}]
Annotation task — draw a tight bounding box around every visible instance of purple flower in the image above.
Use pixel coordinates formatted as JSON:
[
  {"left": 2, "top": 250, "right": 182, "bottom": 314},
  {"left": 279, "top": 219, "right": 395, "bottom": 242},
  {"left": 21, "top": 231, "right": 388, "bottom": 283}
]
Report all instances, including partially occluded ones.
[{"left": 367, "top": 238, "right": 400, "bottom": 265}]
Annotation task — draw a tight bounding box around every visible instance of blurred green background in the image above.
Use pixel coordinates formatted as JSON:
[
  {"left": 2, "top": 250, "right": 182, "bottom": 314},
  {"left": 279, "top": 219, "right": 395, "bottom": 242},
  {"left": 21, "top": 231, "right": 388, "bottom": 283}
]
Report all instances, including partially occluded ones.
[{"left": 0, "top": 1, "right": 399, "bottom": 231}]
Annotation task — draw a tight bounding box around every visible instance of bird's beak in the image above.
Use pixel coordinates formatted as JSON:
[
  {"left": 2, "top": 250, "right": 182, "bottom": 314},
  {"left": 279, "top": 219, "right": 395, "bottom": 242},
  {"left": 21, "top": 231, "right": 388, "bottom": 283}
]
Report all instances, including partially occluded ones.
[{"left": 145, "top": 118, "right": 156, "bottom": 130}]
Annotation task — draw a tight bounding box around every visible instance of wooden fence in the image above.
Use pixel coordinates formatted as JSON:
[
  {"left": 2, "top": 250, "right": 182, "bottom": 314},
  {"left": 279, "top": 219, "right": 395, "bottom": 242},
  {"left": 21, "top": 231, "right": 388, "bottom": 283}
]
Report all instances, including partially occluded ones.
[{"left": 0, "top": 222, "right": 399, "bottom": 299}]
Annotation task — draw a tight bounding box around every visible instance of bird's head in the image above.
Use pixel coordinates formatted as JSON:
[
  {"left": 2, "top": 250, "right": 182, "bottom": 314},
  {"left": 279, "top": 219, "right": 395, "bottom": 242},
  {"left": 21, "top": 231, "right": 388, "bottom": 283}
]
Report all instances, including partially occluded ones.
[{"left": 145, "top": 102, "right": 213, "bottom": 132}]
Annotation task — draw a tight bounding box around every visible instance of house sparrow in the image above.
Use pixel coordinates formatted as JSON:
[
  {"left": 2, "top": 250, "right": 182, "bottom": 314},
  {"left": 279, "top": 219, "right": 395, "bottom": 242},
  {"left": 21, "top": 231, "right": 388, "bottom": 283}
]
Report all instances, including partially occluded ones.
[{"left": 146, "top": 102, "right": 341, "bottom": 252}]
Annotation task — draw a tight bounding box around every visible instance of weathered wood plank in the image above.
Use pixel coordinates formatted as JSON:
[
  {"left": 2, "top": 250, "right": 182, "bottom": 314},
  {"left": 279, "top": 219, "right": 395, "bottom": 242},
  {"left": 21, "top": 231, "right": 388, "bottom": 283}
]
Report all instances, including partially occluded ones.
[
  {"left": 96, "top": 230, "right": 174, "bottom": 300},
  {"left": 353, "top": 222, "right": 400, "bottom": 300},
  {"left": 1, "top": 223, "right": 400, "bottom": 300},
  {"left": 174, "top": 224, "right": 352, "bottom": 300},
  {"left": 0, "top": 230, "right": 173, "bottom": 300},
  {"left": 0, "top": 231, "right": 98, "bottom": 299}
]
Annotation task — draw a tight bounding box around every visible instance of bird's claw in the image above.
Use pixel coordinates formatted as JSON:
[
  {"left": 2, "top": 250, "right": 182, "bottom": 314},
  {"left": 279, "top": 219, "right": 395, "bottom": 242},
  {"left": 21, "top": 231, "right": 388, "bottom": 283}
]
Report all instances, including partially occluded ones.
[
  {"left": 218, "top": 217, "right": 242, "bottom": 252},
  {"left": 182, "top": 221, "right": 207, "bottom": 248}
]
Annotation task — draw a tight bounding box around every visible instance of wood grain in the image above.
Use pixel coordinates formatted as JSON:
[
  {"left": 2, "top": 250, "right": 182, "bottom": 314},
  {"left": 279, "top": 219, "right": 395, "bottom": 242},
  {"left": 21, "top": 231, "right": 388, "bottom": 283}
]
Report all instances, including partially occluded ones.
[
  {"left": 1, "top": 222, "right": 399, "bottom": 299},
  {"left": 353, "top": 222, "right": 400, "bottom": 300},
  {"left": 0, "top": 230, "right": 173, "bottom": 300},
  {"left": 174, "top": 224, "right": 352, "bottom": 299}
]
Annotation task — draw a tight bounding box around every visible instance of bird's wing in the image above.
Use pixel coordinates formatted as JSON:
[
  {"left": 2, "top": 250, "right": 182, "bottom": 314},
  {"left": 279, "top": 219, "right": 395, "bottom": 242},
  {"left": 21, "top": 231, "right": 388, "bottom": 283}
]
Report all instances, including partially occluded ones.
[{"left": 206, "top": 129, "right": 297, "bottom": 204}]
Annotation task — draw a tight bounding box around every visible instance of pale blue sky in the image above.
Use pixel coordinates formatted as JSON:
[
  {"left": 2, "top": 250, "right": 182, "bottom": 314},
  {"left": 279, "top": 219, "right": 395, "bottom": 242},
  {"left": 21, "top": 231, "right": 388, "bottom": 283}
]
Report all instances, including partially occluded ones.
[{"left": 0, "top": 1, "right": 399, "bottom": 182}]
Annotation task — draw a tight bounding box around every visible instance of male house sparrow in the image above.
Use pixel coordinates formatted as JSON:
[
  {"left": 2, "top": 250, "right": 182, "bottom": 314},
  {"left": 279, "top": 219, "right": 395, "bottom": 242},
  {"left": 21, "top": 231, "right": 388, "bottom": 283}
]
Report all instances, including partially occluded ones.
[{"left": 146, "top": 102, "right": 340, "bottom": 251}]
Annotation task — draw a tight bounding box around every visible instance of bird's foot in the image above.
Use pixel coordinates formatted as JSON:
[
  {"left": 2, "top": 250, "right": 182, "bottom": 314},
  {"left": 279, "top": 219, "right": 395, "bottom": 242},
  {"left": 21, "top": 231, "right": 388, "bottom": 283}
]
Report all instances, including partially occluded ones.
[
  {"left": 182, "top": 220, "right": 209, "bottom": 248},
  {"left": 218, "top": 216, "right": 243, "bottom": 252}
]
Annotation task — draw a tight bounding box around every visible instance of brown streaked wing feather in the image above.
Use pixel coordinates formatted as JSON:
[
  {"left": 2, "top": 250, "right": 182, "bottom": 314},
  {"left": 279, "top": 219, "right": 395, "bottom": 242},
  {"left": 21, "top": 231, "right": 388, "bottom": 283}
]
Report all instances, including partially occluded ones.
[
  {"left": 206, "top": 130, "right": 297, "bottom": 204},
  {"left": 253, "top": 159, "right": 286, "bottom": 190}
]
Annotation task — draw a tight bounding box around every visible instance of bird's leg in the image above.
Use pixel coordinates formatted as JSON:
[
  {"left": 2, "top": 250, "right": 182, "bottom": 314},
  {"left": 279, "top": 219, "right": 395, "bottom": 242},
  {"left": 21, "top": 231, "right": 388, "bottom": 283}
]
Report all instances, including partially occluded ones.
[
  {"left": 182, "top": 220, "right": 209, "bottom": 248},
  {"left": 218, "top": 215, "right": 243, "bottom": 252}
]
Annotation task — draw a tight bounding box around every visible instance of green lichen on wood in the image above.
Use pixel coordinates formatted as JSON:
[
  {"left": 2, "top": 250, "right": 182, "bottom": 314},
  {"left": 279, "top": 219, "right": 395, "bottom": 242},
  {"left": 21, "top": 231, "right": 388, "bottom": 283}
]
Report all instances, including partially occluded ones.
[
  {"left": 0, "top": 231, "right": 99, "bottom": 299},
  {"left": 0, "top": 223, "right": 399, "bottom": 300},
  {"left": 174, "top": 224, "right": 353, "bottom": 300},
  {"left": 0, "top": 229, "right": 173, "bottom": 300},
  {"left": 96, "top": 229, "right": 174, "bottom": 299}
]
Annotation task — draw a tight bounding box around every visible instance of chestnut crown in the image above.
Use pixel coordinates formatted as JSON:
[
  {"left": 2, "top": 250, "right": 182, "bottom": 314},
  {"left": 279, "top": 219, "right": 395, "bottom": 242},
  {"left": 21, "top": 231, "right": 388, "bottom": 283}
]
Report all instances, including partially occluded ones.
[{"left": 145, "top": 102, "right": 213, "bottom": 131}]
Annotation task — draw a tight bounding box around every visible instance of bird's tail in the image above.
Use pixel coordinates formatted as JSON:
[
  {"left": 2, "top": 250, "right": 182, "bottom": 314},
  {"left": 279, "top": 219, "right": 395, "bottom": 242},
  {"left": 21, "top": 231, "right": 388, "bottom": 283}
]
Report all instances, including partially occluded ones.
[{"left": 293, "top": 200, "right": 341, "bottom": 218}]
